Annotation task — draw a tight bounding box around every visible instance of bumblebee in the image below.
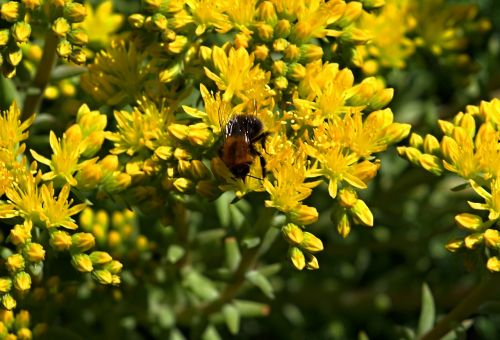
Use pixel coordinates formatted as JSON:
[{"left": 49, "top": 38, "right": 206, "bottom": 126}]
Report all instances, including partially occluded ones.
[{"left": 220, "top": 114, "right": 267, "bottom": 180}]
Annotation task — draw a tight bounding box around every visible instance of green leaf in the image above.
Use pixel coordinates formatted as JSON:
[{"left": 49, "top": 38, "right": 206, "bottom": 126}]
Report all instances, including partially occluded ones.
[
  {"left": 0, "top": 76, "right": 20, "bottom": 109},
  {"left": 417, "top": 282, "right": 435, "bottom": 337},
  {"left": 241, "top": 237, "right": 260, "bottom": 249},
  {"left": 201, "top": 325, "right": 222, "bottom": 340},
  {"left": 222, "top": 303, "right": 240, "bottom": 335},
  {"left": 234, "top": 299, "right": 270, "bottom": 317},
  {"left": 183, "top": 270, "right": 219, "bottom": 301},
  {"left": 245, "top": 270, "right": 274, "bottom": 299},
  {"left": 50, "top": 65, "right": 87, "bottom": 81},
  {"left": 167, "top": 244, "right": 185, "bottom": 263},
  {"left": 224, "top": 237, "right": 241, "bottom": 272}
]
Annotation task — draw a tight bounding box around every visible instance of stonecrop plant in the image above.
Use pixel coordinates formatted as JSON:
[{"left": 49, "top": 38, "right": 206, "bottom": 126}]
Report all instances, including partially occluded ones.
[{"left": 0, "top": 0, "right": 499, "bottom": 339}]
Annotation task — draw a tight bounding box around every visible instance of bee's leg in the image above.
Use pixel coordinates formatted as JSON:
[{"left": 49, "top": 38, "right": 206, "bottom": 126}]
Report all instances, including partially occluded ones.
[{"left": 258, "top": 153, "right": 267, "bottom": 178}]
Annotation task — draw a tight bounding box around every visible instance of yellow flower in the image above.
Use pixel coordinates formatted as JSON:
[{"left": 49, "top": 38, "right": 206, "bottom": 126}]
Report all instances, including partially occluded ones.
[
  {"left": 0, "top": 102, "right": 34, "bottom": 163},
  {"left": 204, "top": 46, "right": 271, "bottom": 102},
  {"left": 107, "top": 98, "right": 176, "bottom": 156},
  {"left": 30, "top": 130, "right": 94, "bottom": 186},
  {"left": 263, "top": 139, "right": 320, "bottom": 214},
  {"left": 40, "top": 183, "right": 86, "bottom": 230},
  {"left": 183, "top": 0, "right": 231, "bottom": 35},
  {"left": 81, "top": 40, "right": 153, "bottom": 106},
  {"left": 355, "top": 0, "right": 415, "bottom": 73},
  {"left": 468, "top": 180, "right": 500, "bottom": 222},
  {"left": 78, "top": 1, "right": 123, "bottom": 46}
]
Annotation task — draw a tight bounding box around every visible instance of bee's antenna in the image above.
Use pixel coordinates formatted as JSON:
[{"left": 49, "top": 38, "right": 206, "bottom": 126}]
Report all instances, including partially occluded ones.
[{"left": 246, "top": 174, "right": 263, "bottom": 181}]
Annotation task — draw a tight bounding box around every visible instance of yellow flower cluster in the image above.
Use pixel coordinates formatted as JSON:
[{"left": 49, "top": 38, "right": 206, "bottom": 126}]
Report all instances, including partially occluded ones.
[
  {"left": 0, "top": 0, "right": 89, "bottom": 78},
  {"left": 184, "top": 45, "right": 410, "bottom": 268},
  {"left": 79, "top": 207, "right": 151, "bottom": 262},
  {"left": 0, "top": 103, "right": 123, "bottom": 316},
  {"left": 398, "top": 99, "right": 500, "bottom": 272},
  {"left": 78, "top": 0, "right": 412, "bottom": 270},
  {"left": 0, "top": 309, "right": 31, "bottom": 340},
  {"left": 353, "top": 0, "right": 491, "bottom": 76}
]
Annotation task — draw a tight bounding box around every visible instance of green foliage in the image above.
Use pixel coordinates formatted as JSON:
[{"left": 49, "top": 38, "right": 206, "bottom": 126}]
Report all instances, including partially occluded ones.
[{"left": 0, "top": 0, "right": 499, "bottom": 339}]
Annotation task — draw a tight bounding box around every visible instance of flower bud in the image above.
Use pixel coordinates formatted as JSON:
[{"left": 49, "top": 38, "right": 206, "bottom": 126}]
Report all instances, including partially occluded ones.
[
  {"left": 288, "top": 247, "right": 305, "bottom": 270},
  {"left": 257, "top": 1, "right": 277, "bottom": 25},
  {"left": 253, "top": 44, "right": 269, "bottom": 60},
  {"left": 71, "top": 232, "right": 95, "bottom": 252},
  {"left": 13, "top": 272, "right": 31, "bottom": 292},
  {"left": 409, "top": 133, "right": 424, "bottom": 149},
  {"left": 89, "top": 251, "right": 113, "bottom": 265},
  {"left": 128, "top": 13, "right": 145, "bottom": 28},
  {"left": 71, "top": 254, "right": 93, "bottom": 272},
  {"left": 12, "top": 22, "right": 31, "bottom": 43},
  {"left": 281, "top": 223, "right": 304, "bottom": 245},
  {"left": 338, "top": 188, "right": 358, "bottom": 208},
  {"left": 63, "top": 2, "right": 87, "bottom": 23},
  {"left": 336, "top": 2, "right": 362, "bottom": 27},
  {"left": 6, "top": 254, "right": 25, "bottom": 272},
  {"left": 167, "top": 35, "right": 188, "bottom": 54},
  {"left": 300, "top": 232, "right": 323, "bottom": 253},
  {"left": 52, "top": 17, "right": 70, "bottom": 37},
  {"left": 423, "top": 134, "right": 440, "bottom": 155},
  {"left": 173, "top": 177, "right": 194, "bottom": 193},
  {"left": 455, "top": 212, "right": 481, "bottom": 233},
  {"left": 1, "top": 2, "right": 19, "bottom": 22},
  {"left": 91, "top": 269, "right": 113, "bottom": 285},
  {"left": 68, "top": 28, "right": 88, "bottom": 46},
  {"left": 340, "top": 27, "right": 371, "bottom": 45},
  {"left": 487, "top": 256, "right": 500, "bottom": 272},
  {"left": 300, "top": 44, "right": 323, "bottom": 63},
  {"left": 161, "top": 28, "right": 176, "bottom": 42},
  {"left": 0, "top": 278, "right": 12, "bottom": 293},
  {"left": 22, "top": 0, "right": 41, "bottom": 10},
  {"left": 104, "top": 260, "right": 123, "bottom": 274},
  {"left": 196, "top": 180, "right": 220, "bottom": 199},
  {"left": 15, "top": 310, "right": 30, "bottom": 329},
  {"left": 143, "top": 0, "right": 163, "bottom": 11},
  {"left": 288, "top": 63, "right": 306, "bottom": 81},
  {"left": 151, "top": 13, "right": 167, "bottom": 31},
  {"left": 23, "top": 243, "right": 45, "bottom": 262},
  {"left": 464, "top": 233, "right": 482, "bottom": 249},
  {"left": 272, "top": 60, "right": 287, "bottom": 76},
  {"left": 50, "top": 230, "right": 72, "bottom": 251},
  {"left": 484, "top": 229, "right": 500, "bottom": 249},
  {"left": 191, "top": 160, "right": 211, "bottom": 180},
  {"left": 288, "top": 205, "right": 318, "bottom": 225},
  {"left": 274, "top": 76, "right": 288, "bottom": 89},
  {"left": 168, "top": 123, "right": 189, "bottom": 140},
  {"left": 273, "top": 38, "right": 288, "bottom": 52},
  {"left": 419, "top": 154, "right": 443, "bottom": 176},
  {"left": 9, "top": 223, "right": 32, "bottom": 246},
  {"left": 0, "top": 29, "right": 9, "bottom": 47},
  {"left": 76, "top": 162, "right": 102, "bottom": 190},
  {"left": 70, "top": 49, "right": 86, "bottom": 64},
  {"left": 257, "top": 23, "right": 273, "bottom": 41},
  {"left": 283, "top": 44, "right": 300, "bottom": 61},
  {"left": 275, "top": 19, "right": 291, "bottom": 38},
  {"left": 17, "top": 327, "right": 32, "bottom": 340},
  {"left": 2, "top": 294, "right": 16, "bottom": 310},
  {"left": 159, "top": 62, "right": 182, "bottom": 83},
  {"left": 305, "top": 253, "right": 319, "bottom": 270},
  {"left": 350, "top": 199, "right": 373, "bottom": 227},
  {"left": 188, "top": 123, "right": 213, "bottom": 146},
  {"left": 57, "top": 40, "right": 72, "bottom": 58},
  {"left": 7, "top": 48, "right": 22, "bottom": 66},
  {"left": 234, "top": 32, "right": 250, "bottom": 49},
  {"left": 445, "top": 238, "right": 464, "bottom": 253}
]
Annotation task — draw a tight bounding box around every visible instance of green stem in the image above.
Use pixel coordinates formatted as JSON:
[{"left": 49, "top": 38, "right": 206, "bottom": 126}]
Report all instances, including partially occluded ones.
[
  {"left": 21, "top": 31, "right": 58, "bottom": 120},
  {"left": 421, "top": 274, "right": 500, "bottom": 340},
  {"left": 201, "top": 207, "right": 275, "bottom": 315}
]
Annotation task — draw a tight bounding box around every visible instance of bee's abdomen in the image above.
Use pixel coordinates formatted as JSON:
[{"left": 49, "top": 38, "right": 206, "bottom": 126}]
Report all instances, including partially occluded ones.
[{"left": 221, "top": 136, "right": 253, "bottom": 168}]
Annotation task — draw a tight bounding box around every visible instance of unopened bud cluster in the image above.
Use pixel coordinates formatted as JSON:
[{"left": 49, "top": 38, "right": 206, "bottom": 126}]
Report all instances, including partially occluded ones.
[{"left": 0, "top": 0, "right": 88, "bottom": 78}]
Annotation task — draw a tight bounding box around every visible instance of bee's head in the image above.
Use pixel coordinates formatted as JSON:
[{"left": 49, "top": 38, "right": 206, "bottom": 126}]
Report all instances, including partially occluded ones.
[{"left": 230, "top": 163, "right": 250, "bottom": 180}]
